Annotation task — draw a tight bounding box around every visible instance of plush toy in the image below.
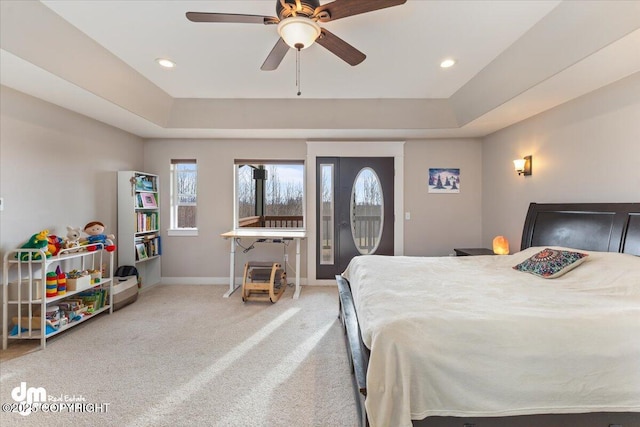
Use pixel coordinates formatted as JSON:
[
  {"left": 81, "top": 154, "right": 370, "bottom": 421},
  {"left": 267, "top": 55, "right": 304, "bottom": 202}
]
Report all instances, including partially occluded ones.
[
  {"left": 62, "top": 226, "right": 82, "bottom": 253},
  {"left": 16, "top": 230, "right": 52, "bottom": 260},
  {"left": 82, "top": 221, "right": 116, "bottom": 252},
  {"left": 47, "top": 234, "right": 63, "bottom": 256}
]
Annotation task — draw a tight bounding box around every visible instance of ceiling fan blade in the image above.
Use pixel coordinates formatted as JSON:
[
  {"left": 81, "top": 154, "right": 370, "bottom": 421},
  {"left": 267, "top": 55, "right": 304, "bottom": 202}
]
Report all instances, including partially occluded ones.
[
  {"left": 261, "top": 38, "right": 290, "bottom": 71},
  {"left": 186, "top": 12, "right": 278, "bottom": 25},
  {"left": 316, "top": 28, "right": 366, "bottom": 66},
  {"left": 314, "top": 0, "right": 407, "bottom": 22}
]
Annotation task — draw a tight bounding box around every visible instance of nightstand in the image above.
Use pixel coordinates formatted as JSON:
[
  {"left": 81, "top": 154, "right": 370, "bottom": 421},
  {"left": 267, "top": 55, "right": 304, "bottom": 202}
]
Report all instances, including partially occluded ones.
[{"left": 454, "top": 248, "right": 495, "bottom": 256}]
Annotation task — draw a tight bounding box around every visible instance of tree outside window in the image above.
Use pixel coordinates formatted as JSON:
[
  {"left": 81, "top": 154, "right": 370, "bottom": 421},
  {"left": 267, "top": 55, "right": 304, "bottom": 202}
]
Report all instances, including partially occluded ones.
[
  {"left": 235, "top": 162, "right": 304, "bottom": 228},
  {"left": 171, "top": 160, "right": 197, "bottom": 229}
]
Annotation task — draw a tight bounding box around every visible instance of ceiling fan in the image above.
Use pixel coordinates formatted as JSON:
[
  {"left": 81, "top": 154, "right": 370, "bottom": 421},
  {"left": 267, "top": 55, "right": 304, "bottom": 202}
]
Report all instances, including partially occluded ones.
[{"left": 186, "top": 0, "right": 407, "bottom": 71}]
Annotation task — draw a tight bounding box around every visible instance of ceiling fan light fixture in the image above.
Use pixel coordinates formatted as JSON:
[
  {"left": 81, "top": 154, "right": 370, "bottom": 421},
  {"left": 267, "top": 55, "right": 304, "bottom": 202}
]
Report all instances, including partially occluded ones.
[{"left": 277, "top": 16, "right": 321, "bottom": 50}]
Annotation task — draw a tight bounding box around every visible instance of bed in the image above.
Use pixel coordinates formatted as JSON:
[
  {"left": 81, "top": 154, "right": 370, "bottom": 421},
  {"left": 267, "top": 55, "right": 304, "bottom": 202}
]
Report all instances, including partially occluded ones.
[{"left": 336, "top": 202, "right": 640, "bottom": 427}]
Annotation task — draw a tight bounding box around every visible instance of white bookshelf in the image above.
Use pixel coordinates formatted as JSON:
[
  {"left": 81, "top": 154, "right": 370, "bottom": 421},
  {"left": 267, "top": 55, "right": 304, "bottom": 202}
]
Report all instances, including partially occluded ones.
[{"left": 117, "top": 171, "right": 161, "bottom": 288}]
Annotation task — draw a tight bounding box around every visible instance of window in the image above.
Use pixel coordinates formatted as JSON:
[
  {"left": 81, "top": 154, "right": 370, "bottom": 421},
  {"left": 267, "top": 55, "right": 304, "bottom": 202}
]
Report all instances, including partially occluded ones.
[
  {"left": 169, "top": 159, "right": 197, "bottom": 236},
  {"left": 234, "top": 160, "right": 304, "bottom": 229},
  {"left": 319, "top": 163, "right": 334, "bottom": 264}
]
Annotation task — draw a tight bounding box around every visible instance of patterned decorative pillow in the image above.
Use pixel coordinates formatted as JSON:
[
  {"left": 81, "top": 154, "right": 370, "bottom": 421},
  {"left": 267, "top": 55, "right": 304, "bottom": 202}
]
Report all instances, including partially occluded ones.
[{"left": 513, "top": 248, "right": 588, "bottom": 279}]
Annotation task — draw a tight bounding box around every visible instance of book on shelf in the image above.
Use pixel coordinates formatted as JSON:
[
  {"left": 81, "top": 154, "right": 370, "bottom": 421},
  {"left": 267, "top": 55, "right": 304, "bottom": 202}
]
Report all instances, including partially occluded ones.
[
  {"left": 148, "top": 235, "right": 161, "bottom": 257},
  {"left": 77, "top": 288, "right": 109, "bottom": 311},
  {"left": 136, "top": 212, "right": 158, "bottom": 232}
]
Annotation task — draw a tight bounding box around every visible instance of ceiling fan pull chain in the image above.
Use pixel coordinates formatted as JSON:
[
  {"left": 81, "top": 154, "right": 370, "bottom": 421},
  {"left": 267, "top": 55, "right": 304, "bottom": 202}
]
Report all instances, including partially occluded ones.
[{"left": 296, "top": 47, "right": 302, "bottom": 96}]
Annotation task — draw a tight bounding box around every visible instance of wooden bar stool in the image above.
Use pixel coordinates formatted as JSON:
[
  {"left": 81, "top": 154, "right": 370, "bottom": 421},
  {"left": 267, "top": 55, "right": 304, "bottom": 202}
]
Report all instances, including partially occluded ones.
[{"left": 241, "top": 261, "right": 287, "bottom": 303}]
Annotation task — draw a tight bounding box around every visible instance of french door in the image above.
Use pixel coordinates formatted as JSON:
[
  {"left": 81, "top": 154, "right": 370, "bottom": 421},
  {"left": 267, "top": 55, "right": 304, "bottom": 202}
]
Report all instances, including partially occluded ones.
[{"left": 316, "top": 157, "right": 394, "bottom": 279}]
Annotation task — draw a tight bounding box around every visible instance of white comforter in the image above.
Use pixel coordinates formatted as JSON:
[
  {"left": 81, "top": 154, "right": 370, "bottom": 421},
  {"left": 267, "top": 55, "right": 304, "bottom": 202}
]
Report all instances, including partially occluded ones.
[{"left": 342, "top": 247, "right": 640, "bottom": 427}]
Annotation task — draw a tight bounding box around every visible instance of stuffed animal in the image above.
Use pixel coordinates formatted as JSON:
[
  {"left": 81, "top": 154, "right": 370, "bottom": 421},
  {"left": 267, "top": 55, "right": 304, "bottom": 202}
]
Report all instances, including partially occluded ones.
[
  {"left": 62, "top": 226, "right": 82, "bottom": 253},
  {"left": 82, "top": 221, "right": 116, "bottom": 252},
  {"left": 47, "top": 234, "right": 63, "bottom": 256},
  {"left": 16, "top": 230, "right": 52, "bottom": 260}
]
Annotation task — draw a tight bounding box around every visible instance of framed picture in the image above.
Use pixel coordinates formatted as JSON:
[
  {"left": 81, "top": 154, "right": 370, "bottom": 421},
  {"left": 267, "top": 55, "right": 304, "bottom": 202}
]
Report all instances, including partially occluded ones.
[
  {"left": 135, "top": 243, "right": 148, "bottom": 260},
  {"left": 135, "top": 176, "right": 155, "bottom": 191},
  {"left": 428, "top": 168, "right": 460, "bottom": 193},
  {"left": 135, "top": 177, "right": 145, "bottom": 191},
  {"left": 140, "top": 192, "right": 157, "bottom": 208}
]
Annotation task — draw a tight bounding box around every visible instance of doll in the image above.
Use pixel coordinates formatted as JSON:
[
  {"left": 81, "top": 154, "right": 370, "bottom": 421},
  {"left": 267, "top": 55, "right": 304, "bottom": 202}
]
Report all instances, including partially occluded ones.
[{"left": 83, "top": 221, "right": 116, "bottom": 252}]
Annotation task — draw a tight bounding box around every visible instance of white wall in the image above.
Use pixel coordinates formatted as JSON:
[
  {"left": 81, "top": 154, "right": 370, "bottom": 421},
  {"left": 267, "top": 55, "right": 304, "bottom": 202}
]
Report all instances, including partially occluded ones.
[
  {"left": 481, "top": 72, "right": 640, "bottom": 251},
  {"left": 143, "top": 139, "right": 308, "bottom": 282},
  {"left": 403, "top": 138, "right": 483, "bottom": 256},
  {"left": 0, "top": 86, "right": 144, "bottom": 259},
  {"left": 146, "top": 138, "right": 485, "bottom": 282}
]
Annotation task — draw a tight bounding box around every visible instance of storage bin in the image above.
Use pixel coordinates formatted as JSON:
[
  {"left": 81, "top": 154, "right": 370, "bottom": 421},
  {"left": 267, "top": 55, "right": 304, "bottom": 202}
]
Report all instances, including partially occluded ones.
[
  {"left": 113, "top": 275, "right": 138, "bottom": 311},
  {"left": 45, "top": 306, "right": 60, "bottom": 321},
  {"left": 66, "top": 275, "right": 91, "bottom": 291},
  {"left": 12, "top": 316, "right": 50, "bottom": 330},
  {"left": 8, "top": 279, "right": 43, "bottom": 301}
]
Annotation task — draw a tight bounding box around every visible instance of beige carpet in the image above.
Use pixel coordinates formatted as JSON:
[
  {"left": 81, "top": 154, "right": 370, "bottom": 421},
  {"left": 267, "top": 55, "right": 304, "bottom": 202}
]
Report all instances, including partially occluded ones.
[{"left": 0, "top": 285, "right": 359, "bottom": 426}]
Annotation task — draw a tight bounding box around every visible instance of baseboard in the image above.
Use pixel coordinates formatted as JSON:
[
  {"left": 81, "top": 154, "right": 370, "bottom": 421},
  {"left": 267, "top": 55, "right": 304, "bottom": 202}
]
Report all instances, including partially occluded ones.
[
  {"left": 138, "top": 281, "right": 161, "bottom": 293},
  {"left": 159, "top": 277, "right": 330, "bottom": 286},
  {"left": 161, "top": 277, "right": 231, "bottom": 285}
]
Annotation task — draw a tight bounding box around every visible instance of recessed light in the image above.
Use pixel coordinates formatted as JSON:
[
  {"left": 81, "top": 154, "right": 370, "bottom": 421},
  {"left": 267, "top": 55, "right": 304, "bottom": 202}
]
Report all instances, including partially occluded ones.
[
  {"left": 440, "top": 58, "right": 456, "bottom": 68},
  {"left": 156, "top": 58, "right": 176, "bottom": 69}
]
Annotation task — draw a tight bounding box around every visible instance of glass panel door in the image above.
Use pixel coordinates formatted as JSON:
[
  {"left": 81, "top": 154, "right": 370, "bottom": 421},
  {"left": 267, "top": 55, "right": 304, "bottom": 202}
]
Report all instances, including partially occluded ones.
[
  {"left": 350, "top": 167, "right": 384, "bottom": 255},
  {"left": 316, "top": 157, "right": 394, "bottom": 279},
  {"left": 319, "top": 163, "right": 334, "bottom": 264}
]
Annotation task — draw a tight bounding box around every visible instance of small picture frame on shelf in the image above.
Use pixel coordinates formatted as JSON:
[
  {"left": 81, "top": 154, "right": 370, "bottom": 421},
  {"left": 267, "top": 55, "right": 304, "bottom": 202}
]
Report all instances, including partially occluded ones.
[
  {"left": 135, "top": 243, "right": 148, "bottom": 260},
  {"left": 135, "top": 176, "right": 155, "bottom": 191},
  {"left": 135, "top": 176, "right": 145, "bottom": 191},
  {"left": 140, "top": 192, "right": 157, "bottom": 208}
]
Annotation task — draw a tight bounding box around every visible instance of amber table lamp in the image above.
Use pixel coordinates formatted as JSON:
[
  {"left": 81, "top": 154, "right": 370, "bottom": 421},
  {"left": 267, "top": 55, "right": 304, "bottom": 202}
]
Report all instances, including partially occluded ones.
[{"left": 493, "top": 236, "right": 510, "bottom": 255}]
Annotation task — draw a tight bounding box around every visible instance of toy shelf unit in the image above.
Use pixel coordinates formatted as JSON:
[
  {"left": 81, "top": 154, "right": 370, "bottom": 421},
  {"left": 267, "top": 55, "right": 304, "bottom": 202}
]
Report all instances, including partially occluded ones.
[
  {"left": 2, "top": 245, "right": 114, "bottom": 350},
  {"left": 117, "top": 171, "right": 162, "bottom": 288}
]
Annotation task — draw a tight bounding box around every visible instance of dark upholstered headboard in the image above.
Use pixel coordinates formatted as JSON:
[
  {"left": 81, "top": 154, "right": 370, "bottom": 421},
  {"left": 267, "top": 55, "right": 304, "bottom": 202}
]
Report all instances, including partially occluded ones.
[{"left": 520, "top": 203, "right": 640, "bottom": 256}]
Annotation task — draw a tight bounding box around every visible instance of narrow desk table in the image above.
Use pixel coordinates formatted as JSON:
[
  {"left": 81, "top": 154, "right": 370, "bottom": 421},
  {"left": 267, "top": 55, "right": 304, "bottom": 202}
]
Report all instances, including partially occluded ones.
[{"left": 220, "top": 229, "right": 307, "bottom": 299}]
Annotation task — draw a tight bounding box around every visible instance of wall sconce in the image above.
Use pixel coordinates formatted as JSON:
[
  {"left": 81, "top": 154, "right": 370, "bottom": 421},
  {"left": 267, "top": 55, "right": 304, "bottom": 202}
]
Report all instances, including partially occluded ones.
[
  {"left": 513, "top": 155, "right": 532, "bottom": 176},
  {"left": 492, "top": 235, "right": 510, "bottom": 255}
]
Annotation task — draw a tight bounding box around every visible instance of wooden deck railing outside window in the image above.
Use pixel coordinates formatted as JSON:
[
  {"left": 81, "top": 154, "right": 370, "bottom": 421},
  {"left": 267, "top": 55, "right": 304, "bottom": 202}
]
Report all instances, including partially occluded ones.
[{"left": 239, "top": 216, "right": 303, "bottom": 228}]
